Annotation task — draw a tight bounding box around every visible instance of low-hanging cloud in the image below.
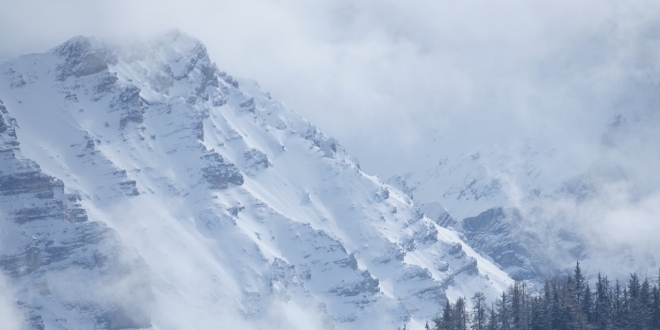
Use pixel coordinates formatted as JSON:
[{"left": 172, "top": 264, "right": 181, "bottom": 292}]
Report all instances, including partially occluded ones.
[
  {"left": 522, "top": 180, "right": 660, "bottom": 280},
  {"left": 2, "top": 0, "right": 660, "bottom": 176},
  {"left": 489, "top": 113, "right": 660, "bottom": 280}
]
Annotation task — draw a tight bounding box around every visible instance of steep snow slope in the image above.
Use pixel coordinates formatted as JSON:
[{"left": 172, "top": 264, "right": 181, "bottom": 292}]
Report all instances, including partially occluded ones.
[{"left": 0, "top": 30, "right": 513, "bottom": 330}]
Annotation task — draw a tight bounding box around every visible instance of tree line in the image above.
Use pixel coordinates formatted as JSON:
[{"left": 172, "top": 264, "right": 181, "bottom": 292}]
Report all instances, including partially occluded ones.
[{"left": 422, "top": 262, "right": 660, "bottom": 330}]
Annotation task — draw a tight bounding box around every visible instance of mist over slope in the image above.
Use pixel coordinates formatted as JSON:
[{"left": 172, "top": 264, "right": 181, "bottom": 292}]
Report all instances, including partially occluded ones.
[
  {"left": 0, "top": 30, "right": 514, "bottom": 330},
  {"left": 392, "top": 72, "right": 660, "bottom": 282}
]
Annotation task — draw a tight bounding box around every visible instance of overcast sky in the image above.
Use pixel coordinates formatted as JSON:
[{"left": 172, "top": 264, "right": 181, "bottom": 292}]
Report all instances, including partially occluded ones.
[{"left": 2, "top": 0, "right": 660, "bottom": 178}]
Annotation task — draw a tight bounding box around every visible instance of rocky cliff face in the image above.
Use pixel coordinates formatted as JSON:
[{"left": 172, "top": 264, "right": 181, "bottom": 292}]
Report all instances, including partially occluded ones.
[
  {"left": 0, "top": 30, "right": 513, "bottom": 330},
  {"left": 0, "top": 99, "right": 153, "bottom": 330}
]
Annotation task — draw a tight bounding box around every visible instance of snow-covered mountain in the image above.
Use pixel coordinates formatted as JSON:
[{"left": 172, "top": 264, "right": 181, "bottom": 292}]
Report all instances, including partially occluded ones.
[
  {"left": 392, "top": 89, "right": 660, "bottom": 283},
  {"left": 0, "top": 30, "right": 514, "bottom": 330}
]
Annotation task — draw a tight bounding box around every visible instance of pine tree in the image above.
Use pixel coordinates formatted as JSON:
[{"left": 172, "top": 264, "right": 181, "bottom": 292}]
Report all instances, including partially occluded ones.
[
  {"left": 651, "top": 283, "right": 660, "bottom": 330},
  {"left": 654, "top": 270, "right": 660, "bottom": 330},
  {"left": 593, "top": 273, "right": 611, "bottom": 330},
  {"left": 539, "top": 281, "right": 552, "bottom": 330},
  {"left": 612, "top": 279, "right": 624, "bottom": 330},
  {"left": 435, "top": 300, "right": 454, "bottom": 330},
  {"left": 427, "top": 268, "right": 660, "bottom": 330},
  {"left": 472, "top": 292, "right": 488, "bottom": 330},
  {"left": 580, "top": 282, "right": 593, "bottom": 329},
  {"left": 549, "top": 278, "right": 575, "bottom": 330},
  {"left": 628, "top": 274, "right": 645, "bottom": 330},
  {"left": 574, "top": 261, "right": 586, "bottom": 305},
  {"left": 497, "top": 291, "right": 512, "bottom": 330},
  {"left": 550, "top": 281, "right": 562, "bottom": 330},
  {"left": 487, "top": 304, "right": 498, "bottom": 330},
  {"left": 530, "top": 297, "right": 546, "bottom": 330},
  {"left": 510, "top": 281, "right": 528, "bottom": 330},
  {"left": 622, "top": 287, "right": 630, "bottom": 330},
  {"left": 641, "top": 277, "right": 652, "bottom": 329},
  {"left": 455, "top": 297, "right": 469, "bottom": 330}
]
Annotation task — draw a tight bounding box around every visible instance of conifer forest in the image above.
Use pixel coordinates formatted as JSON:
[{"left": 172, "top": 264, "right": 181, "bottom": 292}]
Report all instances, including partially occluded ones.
[{"left": 421, "top": 263, "right": 660, "bottom": 330}]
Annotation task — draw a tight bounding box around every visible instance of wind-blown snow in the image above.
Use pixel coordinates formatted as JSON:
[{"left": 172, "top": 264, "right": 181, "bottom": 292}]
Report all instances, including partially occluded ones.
[{"left": 0, "top": 30, "right": 513, "bottom": 330}]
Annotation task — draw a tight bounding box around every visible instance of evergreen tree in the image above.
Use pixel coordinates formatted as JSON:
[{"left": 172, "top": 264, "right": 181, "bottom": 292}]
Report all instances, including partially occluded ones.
[
  {"left": 579, "top": 282, "right": 593, "bottom": 329},
  {"left": 487, "top": 305, "right": 498, "bottom": 330},
  {"left": 641, "top": 277, "right": 652, "bottom": 329},
  {"left": 427, "top": 268, "right": 660, "bottom": 330},
  {"left": 549, "top": 278, "right": 575, "bottom": 330},
  {"left": 627, "top": 274, "right": 647, "bottom": 330},
  {"left": 654, "top": 270, "right": 660, "bottom": 330},
  {"left": 497, "top": 291, "right": 511, "bottom": 330},
  {"left": 612, "top": 279, "right": 624, "bottom": 330},
  {"left": 593, "top": 273, "right": 612, "bottom": 330},
  {"left": 472, "top": 292, "right": 488, "bottom": 330},
  {"left": 574, "top": 261, "right": 586, "bottom": 306},
  {"left": 435, "top": 300, "right": 453, "bottom": 330},
  {"left": 530, "top": 297, "right": 546, "bottom": 330},
  {"left": 549, "top": 281, "right": 562, "bottom": 330},
  {"left": 509, "top": 281, "right": 530, "bottom": 330},
  {"left": 539, "top": 281, "right": 552, "bottom": 330},
  {"left": 622, "top": 287, "right": 630, "bottom": 330},
  {"left": 651, "top": 284, "right": 660, "bottom": 330},
  {"left": 455, "top": 297, "right": 469, "bottom": 330}
]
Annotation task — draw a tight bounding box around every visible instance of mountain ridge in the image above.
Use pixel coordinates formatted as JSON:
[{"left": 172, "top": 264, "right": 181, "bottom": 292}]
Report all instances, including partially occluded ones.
[{"left": 0, "top": 30, "right": 513, "bottom": 330}]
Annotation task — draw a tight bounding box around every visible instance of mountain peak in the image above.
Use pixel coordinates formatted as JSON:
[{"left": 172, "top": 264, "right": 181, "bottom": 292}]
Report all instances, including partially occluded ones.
[
  {"left": 160, "top": 28, "right": 200, "bottom": 45},
  {"left": 52, "top": 35, "right": 114, "bottom": 81},
  {"left": 0, "top": 30, "right": 514, "bottom": 330},
  {"left": 52, "top": 35, "right": 104, "bottom": 55},
  {"left": 151, "top": 28, "right": 209, "bottom": 60},
  {"left": 48, "top": 29, "right": 212, "bottom": 84}
]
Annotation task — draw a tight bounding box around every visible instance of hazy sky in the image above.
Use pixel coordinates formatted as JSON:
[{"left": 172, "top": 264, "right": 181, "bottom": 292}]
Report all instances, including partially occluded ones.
[{"left": 2, "top": 0, "right": 660, "bottom": 177}]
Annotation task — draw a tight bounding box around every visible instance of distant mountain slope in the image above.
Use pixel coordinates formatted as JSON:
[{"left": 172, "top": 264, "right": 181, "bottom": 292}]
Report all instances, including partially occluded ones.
[{"left": 393, "top": 90, "right": 660, "bottom": 283}]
